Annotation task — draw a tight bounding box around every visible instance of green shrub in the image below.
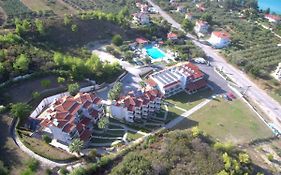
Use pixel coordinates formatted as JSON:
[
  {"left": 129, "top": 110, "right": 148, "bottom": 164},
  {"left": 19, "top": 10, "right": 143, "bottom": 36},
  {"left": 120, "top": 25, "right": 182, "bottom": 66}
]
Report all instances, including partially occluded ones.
[
  {"left": 112, "top": 35, "right": 123, "bottom": 46},
  {"left": 26, "top": 159, "right": 39, "bottom": 172},
  {"left": 42, "top": 134, "right": 52, "bottom": 144}
]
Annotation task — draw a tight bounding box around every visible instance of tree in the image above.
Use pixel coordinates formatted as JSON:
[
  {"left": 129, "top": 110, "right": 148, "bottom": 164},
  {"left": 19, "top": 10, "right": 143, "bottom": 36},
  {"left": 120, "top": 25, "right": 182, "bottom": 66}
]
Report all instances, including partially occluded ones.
[
  {"left": 35, "top": 19, "right": 45, "bottom": 35},
  {"left": 68, "top": 83, "right": 80, "bottom": 96},
  {"left": 57, "top": 77, "right": 65, "bottom": 84},
  {"left": 71, "top": 24, "right": 78, "bottom": 32},
  {"left": 108, "top": 82, "right": 123, "bottom": 100},
  {"left": 22, "top": 19, "right": 31, "bottom": 32},
  {"left": 182, "top": 19, "right": 194, "bottom": 32},
  {"left": 0, "top": 160, "right": 8, "bottom": 175},
  {"left": 267, "top": 154, "right": 274, "bottom": 161},
  {"left": 10, "top": 103, "right": 31, "bottom": 121},
  {"left": 191, "top": 126, "right": 202, "bottom": 137},
  {"left": 32, "top": 91, "right": 41, "bottom": 99},
  {"left": 112, "top": 35, "right": 123, "bottom": 46},
  {"left": 110, "top": 153, "right": 154, "bottom": 175},
  {"left": 238, "top": 153, "right": 250, "bottom": 164},
  {"left": 98, "top": 117, "right": 109, "bottom": 131},
  {"left": 53, "top": 52, "right": 64, "bottom": 66},
  {"left": 13, "top": 54, "right": 30, "bottom": 72},
  {"left": 41, "top": 79, "right": 51, "bottom": 88},
  {"left": 42, "top": 134, "right": 52, "bottom": 144},
  {"left": 0, "top": 62, "right": 4, "bottom": 74},
  {"left": 64, "top": 14, "right": 72, "bottom": 25},
  {"left": 69, "top": 139, "right": 84, "bottom": 155},
  {"left": 201, "top": 13, "right": 212, "bottom": 23}
]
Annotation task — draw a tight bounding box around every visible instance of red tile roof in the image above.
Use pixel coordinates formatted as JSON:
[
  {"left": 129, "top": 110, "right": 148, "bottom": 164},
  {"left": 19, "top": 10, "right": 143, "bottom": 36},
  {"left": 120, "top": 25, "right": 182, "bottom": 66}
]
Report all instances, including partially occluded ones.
[
  {"left": 79, "top": 129, "right": 92, "bottom": 142},
  {"left": 212, "top": 31, "right": 230, "bottom": 39},
  {"left": 186, "top": 79, "right": 207, "bottom": 91},
  {"left": 167, "top": 32, "right": 177, "bottom": 39},
  {"left": 265, "top": 14, "right": 281, "bottom": 21},
  {"left": 146, "top": 78, "right": 157, "bottom": 87},
  {"left": 39, "top": 92, "right": 104, "bottom": 135},
  {"left": 136, "top": 37, "right": 148, "bottom": 44}
]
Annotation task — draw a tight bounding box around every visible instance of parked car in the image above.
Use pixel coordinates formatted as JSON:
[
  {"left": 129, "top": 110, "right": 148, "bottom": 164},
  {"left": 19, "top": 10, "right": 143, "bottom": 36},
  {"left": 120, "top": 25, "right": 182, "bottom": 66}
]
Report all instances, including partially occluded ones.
[
  {"left": 194, "top": 57, "right": 206, "bottom": 64},
  {"left": 227, "top": 92, "right": 236, "bottom": 99}
]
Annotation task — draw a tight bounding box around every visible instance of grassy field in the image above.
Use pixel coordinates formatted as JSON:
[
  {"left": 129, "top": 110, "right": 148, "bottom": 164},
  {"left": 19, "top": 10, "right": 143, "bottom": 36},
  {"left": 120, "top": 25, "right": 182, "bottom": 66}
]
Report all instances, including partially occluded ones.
[
  {"left": 126, "top": 131, "right": 143, "bottom": 141},
  {"left": 165, "top": 89, "right": 213, "bottom": 111},
  {"left": 172, "top": 98, "right": 273, "bottom": 144}
]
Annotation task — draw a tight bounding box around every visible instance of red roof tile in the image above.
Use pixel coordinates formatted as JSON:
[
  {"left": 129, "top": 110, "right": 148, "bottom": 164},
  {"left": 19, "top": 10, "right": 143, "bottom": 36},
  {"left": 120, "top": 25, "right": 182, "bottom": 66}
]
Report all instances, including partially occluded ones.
[
  {"left": 79, "top": 129, "right": 92, "bottom": 142},
  {"left": 136, "top": 37, "right": 148, "bottom": 44},
  {"left": 212, "top": 31, "right": 230, "bottom": 39}
]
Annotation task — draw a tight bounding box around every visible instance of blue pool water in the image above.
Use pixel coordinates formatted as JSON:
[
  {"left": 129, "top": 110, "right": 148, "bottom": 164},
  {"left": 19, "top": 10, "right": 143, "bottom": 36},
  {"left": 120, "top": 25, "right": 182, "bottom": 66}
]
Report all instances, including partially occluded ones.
[
  {"left": 145, "top": 45, "right": 166, "bottom": 59},
  {"left": 258, "top": 0, "right": 281, "bottom": 14}
]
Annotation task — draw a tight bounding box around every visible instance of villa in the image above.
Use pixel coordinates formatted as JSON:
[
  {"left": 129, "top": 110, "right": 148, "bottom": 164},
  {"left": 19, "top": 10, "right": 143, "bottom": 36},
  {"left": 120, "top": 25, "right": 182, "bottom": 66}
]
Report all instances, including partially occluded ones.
[
  {"left": 265, "top": 14, "right": 281, "bottom": 23},
  {"left": 132, "top": 12, "right": 150, "bottom": 25},
  {"left": 273, "top": 63, "right": 281, "bottom": 81},
  {"left": 194, "top": 20, "right": 209, "bottom": 34},
  {"left": 167, "top": 32, "right": 178, "bottom": 40},
  {"left": 110, "top": 89, "right": 163, "bottom": 122},
  {"left": 135, "top": 2, "right": 149, "bottom": 12},
  {"left": 38, "top": 92, "right": 104, "bottom": 146},
  {"left": 147, "top": 62, "right": 207, "bottom": 97},
  {"left": 208, "top": 31, "right": 231, "bottom": 48}
]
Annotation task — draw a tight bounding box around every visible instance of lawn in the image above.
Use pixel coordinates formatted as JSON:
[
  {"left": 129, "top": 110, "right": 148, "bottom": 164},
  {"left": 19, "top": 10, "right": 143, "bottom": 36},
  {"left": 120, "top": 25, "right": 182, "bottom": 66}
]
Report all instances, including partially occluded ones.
[
  {"left": 92, "top": 138, "right": 120, "bottom": 144},
  {"left": 18, "top": 130, "right": 76, "bottom": 161},
  {"left": 172, "top": 99, "right": 273, "bottom": 144},
  {"left": 165, "top": 89, "right": 213, "bottom": 111},
  {"left": 126, "top": 131, "right": 143, "bottom": 142},
  {"left": 93, "top": 130, "right": 125, "bottom": 138}
]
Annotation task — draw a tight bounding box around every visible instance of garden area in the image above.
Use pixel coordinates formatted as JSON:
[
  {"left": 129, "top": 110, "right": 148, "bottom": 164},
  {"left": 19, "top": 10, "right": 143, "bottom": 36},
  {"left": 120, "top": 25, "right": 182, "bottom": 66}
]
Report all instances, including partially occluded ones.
[
  {"left": 172, "top": 97, "right": 273, "bottom": 144},
  {"left": 17, "top": 129, "right": 76, "bottom": 161}
]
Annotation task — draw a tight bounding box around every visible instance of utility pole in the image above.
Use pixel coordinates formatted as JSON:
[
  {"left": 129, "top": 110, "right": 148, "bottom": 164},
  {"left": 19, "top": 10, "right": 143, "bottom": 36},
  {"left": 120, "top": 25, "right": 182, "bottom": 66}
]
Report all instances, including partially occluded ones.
[{"left": 243, "top": 86, "right": 251, "bottom": 96}]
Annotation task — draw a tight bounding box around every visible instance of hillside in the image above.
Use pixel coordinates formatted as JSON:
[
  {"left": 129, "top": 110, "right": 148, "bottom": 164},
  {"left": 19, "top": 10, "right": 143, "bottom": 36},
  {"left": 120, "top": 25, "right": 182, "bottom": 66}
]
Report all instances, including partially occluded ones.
[{"left": 107, "top": 129, "right": 264, "bottom": 175}]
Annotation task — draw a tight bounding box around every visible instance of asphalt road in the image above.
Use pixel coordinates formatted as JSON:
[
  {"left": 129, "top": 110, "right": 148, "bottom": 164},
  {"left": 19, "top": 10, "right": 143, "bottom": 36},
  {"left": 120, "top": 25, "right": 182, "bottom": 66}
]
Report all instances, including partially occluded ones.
[{"left": 147, "top": 0, "right": 281, "bottom": 132}]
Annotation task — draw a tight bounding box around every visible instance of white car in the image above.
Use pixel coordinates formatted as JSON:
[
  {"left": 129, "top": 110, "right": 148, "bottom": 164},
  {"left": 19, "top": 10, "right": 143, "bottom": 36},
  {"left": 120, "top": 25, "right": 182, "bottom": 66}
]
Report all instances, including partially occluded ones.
[{"left": 194, "top": 57, "right": 206, "bottom": 64}]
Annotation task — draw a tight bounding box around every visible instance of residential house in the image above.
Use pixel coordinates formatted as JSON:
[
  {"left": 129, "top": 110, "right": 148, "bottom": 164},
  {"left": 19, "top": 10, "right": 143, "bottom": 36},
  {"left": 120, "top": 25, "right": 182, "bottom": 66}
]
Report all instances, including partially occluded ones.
[
  {"left": 132, "top": 12, "right": 150, "bottom": 25},
  {"left": 147, "top": 62, "right": 207, "bottom": 97},
  {"left": 136, "top": 37, "right": 149, "bottom": 45},
  {"left": 194, "top": 20, "right": 209, "bottom": 34},
  {"left": 111, "top": 89, "right": 163, "bottom": 122},
  {"left": 265, "top": 14, "right": 281, "bottom": 23},
  {"left": 208, "top": 31, "right": 231, "bottom": 48},
  {"left": 136, "top": 2, "right": 149, "bottom": 12},
  {"left": 273, "top": 62, "right": 281, "bottom": 81},
  {"left": 39, "top": 92, "right": 104, "bottom": 146},
  {"left": 167, "top": 32, "right": 178, "bottom": 40}
]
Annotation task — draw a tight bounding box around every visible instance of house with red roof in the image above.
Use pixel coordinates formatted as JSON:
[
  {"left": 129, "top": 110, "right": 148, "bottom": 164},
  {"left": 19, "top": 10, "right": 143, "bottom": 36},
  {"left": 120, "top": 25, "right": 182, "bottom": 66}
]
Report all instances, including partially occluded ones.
[
  {"left": 194, "top": 20, "right": 209, "bottom": 34},
  {"left": 111, "top": 89, "right": 162, "bottom": 122},
  {"left": 148, "top": 62, "right": 207, "bottom": 97},
  {"left": 208, "top": 31, "right": 231, "bottom": 48},
  {"left": 132, "top": 12, "right": 150, "bottom": 25},
  {"left": 167, "top": 32, "right": 178, "bottom": 40},
  {"left": 38, "top": 92, "right": 104, "bottom": 146},
  {"left": 136, "top": 37, "right": 149, "bottom": 45},
  {"left": 265, "top": 14, "right": 281, "bottom": 23}
]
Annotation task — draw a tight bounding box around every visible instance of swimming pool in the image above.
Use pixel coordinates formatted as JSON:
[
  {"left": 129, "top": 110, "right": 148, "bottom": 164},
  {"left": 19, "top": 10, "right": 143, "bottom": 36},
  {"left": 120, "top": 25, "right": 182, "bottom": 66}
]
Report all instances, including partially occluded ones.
[{"left": 145, "top": 45, "right": 166, "bottom": 60}]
